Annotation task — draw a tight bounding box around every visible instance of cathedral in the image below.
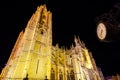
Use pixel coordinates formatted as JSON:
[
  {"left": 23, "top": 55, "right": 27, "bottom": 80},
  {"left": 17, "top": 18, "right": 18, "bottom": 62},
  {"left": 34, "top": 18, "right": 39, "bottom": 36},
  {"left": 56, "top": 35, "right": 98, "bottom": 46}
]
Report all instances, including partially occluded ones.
[{"left": 0, "top": 4, "right": 104, "bottom": 80}]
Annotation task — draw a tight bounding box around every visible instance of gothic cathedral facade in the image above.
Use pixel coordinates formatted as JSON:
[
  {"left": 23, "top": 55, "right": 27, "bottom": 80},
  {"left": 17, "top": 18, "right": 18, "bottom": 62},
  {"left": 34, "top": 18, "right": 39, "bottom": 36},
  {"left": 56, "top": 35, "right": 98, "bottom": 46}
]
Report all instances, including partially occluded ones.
[{"left": 0, "top": 4, "right": 104, "bottom": 80}]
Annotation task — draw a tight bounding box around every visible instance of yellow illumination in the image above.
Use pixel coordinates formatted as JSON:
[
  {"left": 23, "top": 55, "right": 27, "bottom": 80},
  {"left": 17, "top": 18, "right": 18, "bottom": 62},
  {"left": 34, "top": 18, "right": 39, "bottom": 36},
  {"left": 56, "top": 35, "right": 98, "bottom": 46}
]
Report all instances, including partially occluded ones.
[{"left": 0, "top": 4, "right": 104, "bottom": 80}]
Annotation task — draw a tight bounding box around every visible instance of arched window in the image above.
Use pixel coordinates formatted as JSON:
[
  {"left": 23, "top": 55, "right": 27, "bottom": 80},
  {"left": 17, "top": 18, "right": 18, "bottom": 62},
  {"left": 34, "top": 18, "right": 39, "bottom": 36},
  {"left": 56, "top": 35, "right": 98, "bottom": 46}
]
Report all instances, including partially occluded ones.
[
  {"left": 67, "top": 70, "right": 70, "bottom": 80},
  {"left": 51, "top": 68, "right": 55, "bottom": 80},
  {"left": 70, "top": 70, "right": 75, "bottom": 80},
  {"left": 59, "top": 69, "right": 63, "bottom": 80},
  {"left": 40, "top": 29, "right": 44, "bottom": 35}
]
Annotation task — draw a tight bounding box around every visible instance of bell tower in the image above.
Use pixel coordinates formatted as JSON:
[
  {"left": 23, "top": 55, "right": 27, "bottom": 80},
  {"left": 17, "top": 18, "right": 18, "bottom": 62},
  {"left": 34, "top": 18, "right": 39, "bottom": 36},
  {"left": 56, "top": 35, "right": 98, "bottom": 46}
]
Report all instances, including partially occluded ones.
[
  {"left": 36, "top": 4, "right": 52, "bottom": 46},
  {"left": 0, "top": 4, "right": 52, "bottom": 80},
  {"left": 27, "top": 4, "right": 52, "bottom": 79},
  {"left": 28, "top": 4, "right": 52, "bottom": 79}
]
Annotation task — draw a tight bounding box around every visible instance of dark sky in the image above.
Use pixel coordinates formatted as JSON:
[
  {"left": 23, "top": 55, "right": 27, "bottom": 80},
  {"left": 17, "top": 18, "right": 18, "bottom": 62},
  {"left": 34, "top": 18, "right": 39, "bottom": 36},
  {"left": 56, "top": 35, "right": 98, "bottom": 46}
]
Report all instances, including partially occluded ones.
[{"left": 0, "top": 0, "right": 120, "bottom": 77}]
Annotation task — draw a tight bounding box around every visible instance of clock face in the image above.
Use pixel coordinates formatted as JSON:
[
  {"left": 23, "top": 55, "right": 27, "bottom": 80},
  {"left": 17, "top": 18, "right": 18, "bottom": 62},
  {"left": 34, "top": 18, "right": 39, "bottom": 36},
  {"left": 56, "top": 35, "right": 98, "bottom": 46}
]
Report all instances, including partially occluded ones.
[{"left": 97, "top": 23, "right": 107, "bottom": 40}]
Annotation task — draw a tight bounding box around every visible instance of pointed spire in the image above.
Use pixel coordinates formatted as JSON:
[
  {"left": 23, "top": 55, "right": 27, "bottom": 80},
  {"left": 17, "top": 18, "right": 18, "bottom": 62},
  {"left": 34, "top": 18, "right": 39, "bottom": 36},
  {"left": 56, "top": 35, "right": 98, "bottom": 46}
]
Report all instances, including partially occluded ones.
[
  {"left": 78, "top": 36, "right": 82, "bottom": 45},
  {"left": 74, "top": 35, "right": 78, "bottom": 46},
  {"left": 42, "top": 4, "right": 47, "bottom": 12},
  {"left": 71, "top": 43, "right": 74, "bottom": 48},
  {"left": 43, "top": 4, "right": 46, "bottom": 8},
  {"left": 74, "top": 35, "right": 77, "bottom": 42},
  {"left": 82, "top": 41, "right": 86, "bottom": 48},
  {"left": 70, "top": 43, "right": 74, "bottom": 49},
  {"left": 55, "top": 43, "right": 59, "bottom": 49}
]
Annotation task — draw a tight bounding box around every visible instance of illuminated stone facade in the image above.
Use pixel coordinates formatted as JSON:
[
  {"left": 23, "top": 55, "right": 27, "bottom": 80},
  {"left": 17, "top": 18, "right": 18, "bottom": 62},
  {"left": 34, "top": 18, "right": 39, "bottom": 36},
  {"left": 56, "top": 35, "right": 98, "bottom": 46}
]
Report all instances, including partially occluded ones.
[
  {"left": 106, "top": 74, "right": 120, "bottom": 80},
  {"left": 0, "top": 4, "right": 104, "bottom": 80}
]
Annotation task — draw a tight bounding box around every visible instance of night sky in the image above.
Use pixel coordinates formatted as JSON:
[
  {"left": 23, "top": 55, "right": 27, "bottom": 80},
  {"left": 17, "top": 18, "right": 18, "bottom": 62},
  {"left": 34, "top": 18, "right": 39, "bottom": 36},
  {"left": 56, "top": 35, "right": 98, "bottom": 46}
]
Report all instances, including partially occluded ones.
[{"left": 0, "top": 0, "right": 120, "bottom": 77}]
